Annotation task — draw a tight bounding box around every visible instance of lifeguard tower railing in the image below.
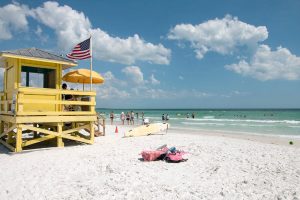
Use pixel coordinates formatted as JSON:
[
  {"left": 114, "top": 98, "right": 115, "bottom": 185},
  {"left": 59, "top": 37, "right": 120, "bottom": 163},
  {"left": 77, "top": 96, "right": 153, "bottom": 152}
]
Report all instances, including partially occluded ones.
[
  {"left": 1, "top": 87, "right": 96, "bottom": 115},
  {"left": 0, "top": 87, "right": 99, "bottom": 152}
]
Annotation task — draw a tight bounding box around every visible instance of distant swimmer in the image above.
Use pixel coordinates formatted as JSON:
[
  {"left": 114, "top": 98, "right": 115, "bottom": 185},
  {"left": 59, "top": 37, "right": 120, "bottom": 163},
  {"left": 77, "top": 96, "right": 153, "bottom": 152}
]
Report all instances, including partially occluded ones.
[
  {"left": 192, "top": 112, "right": 195, "bottom": 119},
  {"left": 186, "top": 113, "right": 190, "bottom": 118}
]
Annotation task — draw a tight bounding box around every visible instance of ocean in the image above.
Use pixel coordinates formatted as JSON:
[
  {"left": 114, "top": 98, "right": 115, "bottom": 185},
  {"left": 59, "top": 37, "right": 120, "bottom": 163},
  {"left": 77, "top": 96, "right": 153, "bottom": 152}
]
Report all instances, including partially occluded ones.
[{"left": 96, "top": 109, "right": 300, "bottom": 138}]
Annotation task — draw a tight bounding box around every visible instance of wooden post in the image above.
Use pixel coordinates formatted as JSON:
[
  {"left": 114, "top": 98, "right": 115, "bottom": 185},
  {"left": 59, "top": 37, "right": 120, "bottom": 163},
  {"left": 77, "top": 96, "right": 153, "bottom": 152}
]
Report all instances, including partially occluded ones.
[
  {"left": 18, "top": 92, "right": 24, "bottom": 112},
  {"left": 15, "top": 125, "right": 22, "bottom": 152},
  {"left": 90, "top": 96, "right": 95, "bottom": 112},
  {"left": 4, "top": 101, "right": 7, "bottom": 113},
  {"left": 90, "top": 121, "right": 94, "bottom": 143},
  {"left": 57, "top": 122, "right": 64, "bottom": 147}
]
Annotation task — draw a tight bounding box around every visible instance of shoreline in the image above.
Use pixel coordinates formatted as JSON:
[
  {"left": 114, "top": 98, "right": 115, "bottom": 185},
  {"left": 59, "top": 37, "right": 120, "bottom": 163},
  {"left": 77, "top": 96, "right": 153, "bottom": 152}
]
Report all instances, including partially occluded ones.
[
  {"left": 170, "top": 127, "right": 300, "bottom": 148},
  {"left": 105, "top": 124, "right": 300, "bottom": 148}
]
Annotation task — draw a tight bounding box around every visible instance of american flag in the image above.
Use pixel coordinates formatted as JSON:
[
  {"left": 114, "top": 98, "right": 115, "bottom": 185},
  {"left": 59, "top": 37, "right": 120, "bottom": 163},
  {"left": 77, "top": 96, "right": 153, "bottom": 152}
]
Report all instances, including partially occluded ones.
[{"left": 66, "top": 38, "right": 91, "bottom": 60}]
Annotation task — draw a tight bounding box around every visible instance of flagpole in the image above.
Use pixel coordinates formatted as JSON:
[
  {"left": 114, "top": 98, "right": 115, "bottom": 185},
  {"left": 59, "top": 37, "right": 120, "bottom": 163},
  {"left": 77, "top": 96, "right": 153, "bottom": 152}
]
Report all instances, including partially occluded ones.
[{"left": 90, "top": 34, "right": 93, "bottom": 91}]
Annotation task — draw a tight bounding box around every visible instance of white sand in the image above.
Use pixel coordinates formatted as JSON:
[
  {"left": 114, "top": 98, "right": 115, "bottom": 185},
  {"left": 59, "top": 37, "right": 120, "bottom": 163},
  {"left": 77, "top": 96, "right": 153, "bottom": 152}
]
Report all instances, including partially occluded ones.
[{"left": 0, "top": 125, "right": 299, "bottom": 200}]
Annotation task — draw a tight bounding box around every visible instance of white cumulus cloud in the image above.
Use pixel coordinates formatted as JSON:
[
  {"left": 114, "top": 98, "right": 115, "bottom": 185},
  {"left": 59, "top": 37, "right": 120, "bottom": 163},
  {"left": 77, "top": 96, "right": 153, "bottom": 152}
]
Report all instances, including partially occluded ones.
[
  {"left": 149, "top": 74, "right": 160, "bottom": 85},
  {"left": 0, "top": 1, "right": 170, "bottom": 65},
  {"left": 168, "top": 15, "right": 268, "bottom": 59},
  {"left": 33, "top": 2, "right": 91, "bottom": 50},
  {"left": 122, "top": 66, "right": 144, "bottom": 85},
  {"left": 94, "top": 71, "right": 129, "bottom": 100},
  {"left": 32, "top": 1, "right": 170, "bottom": 65},
  {"left": 96, "top": 85, "right": 130, "bottom": 100},
  {"left": 225, "top": 45, "right": 300, "bottom": 81},
  {"left": 0, "top": 2, "right": 32, "bottom": 40}
]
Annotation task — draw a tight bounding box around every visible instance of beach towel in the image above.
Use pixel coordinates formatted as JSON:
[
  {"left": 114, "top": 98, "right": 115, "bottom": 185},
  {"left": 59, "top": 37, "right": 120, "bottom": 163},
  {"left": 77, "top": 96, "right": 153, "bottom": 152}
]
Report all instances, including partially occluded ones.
[
  {"left": 141, "top": 145, "right": 188, "bottom": 162},
  {"left": 165, "top": 151, "right": 187, "bottom": 163},
  {"left": 141, "top": 146, "right": 169, "bottom": 161}
]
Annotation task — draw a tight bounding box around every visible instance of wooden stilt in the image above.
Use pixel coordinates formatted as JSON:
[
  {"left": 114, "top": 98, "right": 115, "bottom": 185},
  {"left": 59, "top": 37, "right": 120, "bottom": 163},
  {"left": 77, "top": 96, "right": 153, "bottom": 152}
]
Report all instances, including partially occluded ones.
[
  {"left": 90, "top": 121, "right": 94, "bottom": 144},
  {"left": 57, "top": 123, "right": 64, "bottom": 147},
  {"left": 15, "top": 125, "right": 22, "bottom": 152}
]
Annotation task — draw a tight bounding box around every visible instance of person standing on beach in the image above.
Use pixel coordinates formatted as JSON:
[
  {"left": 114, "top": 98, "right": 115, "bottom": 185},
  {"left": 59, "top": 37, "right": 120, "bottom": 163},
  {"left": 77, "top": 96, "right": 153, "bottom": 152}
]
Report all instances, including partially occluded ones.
[
  {"left": 110, "top": 111, "right": 114, "bottom": 125},
  {"left": 136, "top": 112, "right": 139, "bottom": 124},
  {"left": 120, "top": 112, "right": 125, "bottom": 125},
  {"left": 141, "top": 112, "right": 145, "bottom": 125},
  {"left": 162, "top": 114, "right": 165, "bottom": 121},
  {"left": 126, "top": 112, "right": 130, "bottom": 125},
  {"left": 131, "top": 111, "right": 135, "bottom": 125}
]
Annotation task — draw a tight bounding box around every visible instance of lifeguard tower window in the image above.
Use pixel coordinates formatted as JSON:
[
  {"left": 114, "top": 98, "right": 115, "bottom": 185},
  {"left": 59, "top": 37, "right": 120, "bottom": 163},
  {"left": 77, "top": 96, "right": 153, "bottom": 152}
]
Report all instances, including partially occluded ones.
[{"left": 21, "top": 66, "right": 56, "bottom": 88}]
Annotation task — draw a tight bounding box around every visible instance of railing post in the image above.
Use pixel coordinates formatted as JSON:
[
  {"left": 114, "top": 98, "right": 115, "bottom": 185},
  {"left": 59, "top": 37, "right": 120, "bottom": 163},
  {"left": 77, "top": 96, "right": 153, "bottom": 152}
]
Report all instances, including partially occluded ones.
[
  {"left": 90, "top": 96, "right": 95, "bottom": 112},
  {"left": 4, "top": 101, "right": 7, "bottom": 113},
  {"left": 15, "top": 92, "right": 24, "bottom": 112},
  {"left": 18, "top": 92, "right": 24, "bottom": 113}
]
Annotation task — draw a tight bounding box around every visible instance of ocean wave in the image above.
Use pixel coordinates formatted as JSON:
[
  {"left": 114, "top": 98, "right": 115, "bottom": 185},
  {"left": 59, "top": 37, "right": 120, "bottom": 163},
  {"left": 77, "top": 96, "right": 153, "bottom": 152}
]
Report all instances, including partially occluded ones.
[
  {"left": 182, "top": 122, "right": 225, "bottom": 126},
  {"left": 190, "top": 118, "right": 300, "bottom": 124},
  {"left": 182, "top": 122, "right": 276, "bottom": 127},
  {"left": 288, "top": 126, "right": 300, "bottom": 128},
  {"left": 203, "top": 116, "right": 215, "bottom": 119}
]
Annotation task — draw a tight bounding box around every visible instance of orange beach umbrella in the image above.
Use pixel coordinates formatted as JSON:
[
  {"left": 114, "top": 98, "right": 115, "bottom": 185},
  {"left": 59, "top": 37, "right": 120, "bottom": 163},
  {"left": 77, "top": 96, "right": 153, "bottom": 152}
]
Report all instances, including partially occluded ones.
[
  {"left": 63, "top": 69, "right": 104, "bottom": 84},
  {"left": 62, "top": 69, "right": 104, "bottom": 90}
]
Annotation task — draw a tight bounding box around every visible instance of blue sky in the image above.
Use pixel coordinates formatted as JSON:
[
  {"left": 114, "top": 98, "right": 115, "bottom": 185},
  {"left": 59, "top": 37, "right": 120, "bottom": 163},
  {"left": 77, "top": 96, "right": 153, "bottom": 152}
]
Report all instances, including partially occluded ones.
[{"left": 0, "top": 0, "right": 300, "bottom": 108}]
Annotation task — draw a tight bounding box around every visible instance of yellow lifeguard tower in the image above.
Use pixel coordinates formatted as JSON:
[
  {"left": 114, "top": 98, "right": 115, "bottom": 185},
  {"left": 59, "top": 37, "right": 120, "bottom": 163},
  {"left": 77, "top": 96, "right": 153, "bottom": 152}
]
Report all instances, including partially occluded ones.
[{"left": 0, "top": 48, "right": 99, "bottom": 152}]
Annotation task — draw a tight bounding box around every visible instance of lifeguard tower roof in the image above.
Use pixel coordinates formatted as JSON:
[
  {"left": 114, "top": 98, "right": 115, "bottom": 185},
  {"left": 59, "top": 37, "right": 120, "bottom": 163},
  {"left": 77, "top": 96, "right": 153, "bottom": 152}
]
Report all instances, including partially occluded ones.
[{"left": 0, "top": 48, "right": 77, "bottom": 69}]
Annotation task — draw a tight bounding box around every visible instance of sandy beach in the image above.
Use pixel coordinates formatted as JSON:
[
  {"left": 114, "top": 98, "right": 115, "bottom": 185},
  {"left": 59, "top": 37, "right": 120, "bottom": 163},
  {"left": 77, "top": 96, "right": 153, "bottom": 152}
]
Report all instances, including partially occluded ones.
[{"left": 0, "top": 125, "right": 299, "bottom": 200}]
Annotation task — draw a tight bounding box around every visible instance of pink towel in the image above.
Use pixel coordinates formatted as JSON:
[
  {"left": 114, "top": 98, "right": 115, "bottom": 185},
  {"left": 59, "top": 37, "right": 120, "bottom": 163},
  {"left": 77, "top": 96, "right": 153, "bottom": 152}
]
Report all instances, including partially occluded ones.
[{"left": 141, "top": 147, "right": 168, "bottom": 161}]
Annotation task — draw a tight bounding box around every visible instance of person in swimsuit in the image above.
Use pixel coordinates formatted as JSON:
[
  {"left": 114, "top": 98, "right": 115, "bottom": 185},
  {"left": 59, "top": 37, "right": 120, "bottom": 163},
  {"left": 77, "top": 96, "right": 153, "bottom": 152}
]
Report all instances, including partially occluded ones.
[{"left": 110, "top": 111, "right": 114, "bottom": 125}]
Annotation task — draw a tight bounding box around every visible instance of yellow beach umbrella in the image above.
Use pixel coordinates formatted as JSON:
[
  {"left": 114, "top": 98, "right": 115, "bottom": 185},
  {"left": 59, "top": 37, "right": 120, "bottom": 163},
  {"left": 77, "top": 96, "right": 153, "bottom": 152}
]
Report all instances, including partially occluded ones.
[{"left": 62, "top": 69, "right": 104, "bottom": 90}]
